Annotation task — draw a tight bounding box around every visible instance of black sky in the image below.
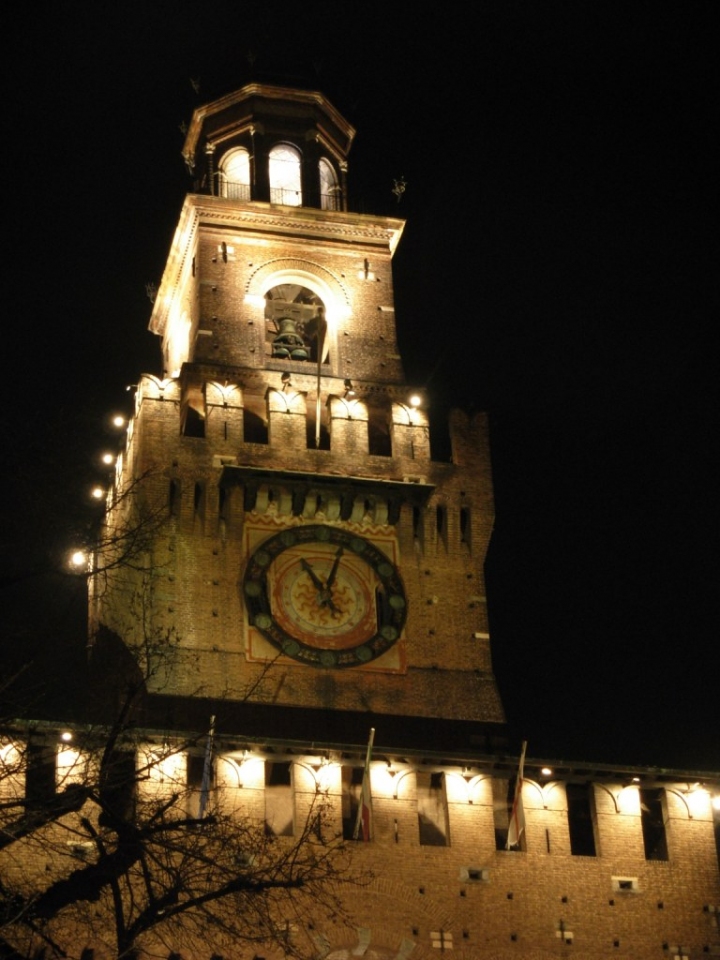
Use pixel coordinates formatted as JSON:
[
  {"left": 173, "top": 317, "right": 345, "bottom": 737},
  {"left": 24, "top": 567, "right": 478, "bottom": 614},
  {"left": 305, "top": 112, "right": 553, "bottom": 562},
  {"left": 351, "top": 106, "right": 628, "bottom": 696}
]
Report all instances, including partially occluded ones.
[{"left": 3, "top": 3, "right": 718, "bottom": 769}]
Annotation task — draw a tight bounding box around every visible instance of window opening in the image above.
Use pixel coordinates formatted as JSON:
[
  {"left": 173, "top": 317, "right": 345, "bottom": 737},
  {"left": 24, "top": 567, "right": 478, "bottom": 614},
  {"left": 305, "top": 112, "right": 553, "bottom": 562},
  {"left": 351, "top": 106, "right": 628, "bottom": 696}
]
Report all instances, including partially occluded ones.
[
  {"left": 460, "top": 506, "right": 471, "bottom": 546},
  {"left": 265, "top": 284, "right": 326, "bottom": 365},
  {"left": 219, "top": 147, "right": 251, "bottom": 200},
  {"left": 368, "top": 405, "right": 391, "bottom": 456},
  {"left": 168, "top": 479, "right": 181, "bottom": 518},
  {"left": 265, "top": 761, "right": 294, "bottom": 836},
  {"left": 269, "top": 144, "right": 302, "bottom": 206},
  {"left": 193, "top": 482, "right": 206, "bottom": 529},
  {"left": 418, "top": 771, "right": 450, "bottom": 846},
  {"left": 218, "top": 487, "right": 231, "bottom": 539},
  {"left": 428, "top": 406, "right": 452, "bottom": 462},
  {"left": 566, "top": 782, "right": 598, "bottom": 856},
  {"left": 341, "top": 766, "right": 364, "bottom": 840},
  {"left": 640, "top": 787, "right": 669, "bottom": 860},
  {"left": 319, "top": 158, "right": 341, "bottom": 210},
  {"left": 243, "top": 395, "right": 269, "bottom": 444},
  {"left": 412, "top": 506, "right": 423, "bottom": 542},
  {"left": 183, "top": 405, "right": 206, "bottom": 438},
  {"left": 436, "top": 505, "right": 447, "bottom": 549}
]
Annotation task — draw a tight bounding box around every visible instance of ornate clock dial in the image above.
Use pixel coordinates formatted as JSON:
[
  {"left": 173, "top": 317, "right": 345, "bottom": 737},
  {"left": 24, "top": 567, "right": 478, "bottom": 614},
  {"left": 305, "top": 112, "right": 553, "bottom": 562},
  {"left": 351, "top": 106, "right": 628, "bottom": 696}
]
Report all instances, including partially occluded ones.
[{"left": 243, "top": 525, "right": 406, "bottom": 668}]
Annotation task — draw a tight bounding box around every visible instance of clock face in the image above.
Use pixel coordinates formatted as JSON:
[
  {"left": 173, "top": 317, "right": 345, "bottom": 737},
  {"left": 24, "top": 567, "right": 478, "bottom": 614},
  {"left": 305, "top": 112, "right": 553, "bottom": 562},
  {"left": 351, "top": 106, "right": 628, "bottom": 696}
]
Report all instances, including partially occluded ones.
[{"left": 243, "top": 525, "right": 407, "bottom": 668}]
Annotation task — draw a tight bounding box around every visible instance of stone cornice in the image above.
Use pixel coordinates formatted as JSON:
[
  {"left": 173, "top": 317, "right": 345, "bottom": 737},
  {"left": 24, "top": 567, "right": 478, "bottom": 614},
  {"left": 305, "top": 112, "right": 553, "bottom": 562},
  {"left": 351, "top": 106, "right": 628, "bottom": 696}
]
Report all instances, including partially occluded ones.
[
  {"left": 183, "top": 83, "right": 356, "bottom": 162},
  {"left": 194, "top": 195, "right": 404, "bottom": 248}
]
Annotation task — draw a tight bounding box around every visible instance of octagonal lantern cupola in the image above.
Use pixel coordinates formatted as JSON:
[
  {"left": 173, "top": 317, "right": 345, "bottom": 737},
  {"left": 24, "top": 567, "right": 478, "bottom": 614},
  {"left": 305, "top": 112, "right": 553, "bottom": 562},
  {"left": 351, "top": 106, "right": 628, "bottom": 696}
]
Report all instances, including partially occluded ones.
[{"left": 182, "top": 83, "right": 355, "bottom": 211}]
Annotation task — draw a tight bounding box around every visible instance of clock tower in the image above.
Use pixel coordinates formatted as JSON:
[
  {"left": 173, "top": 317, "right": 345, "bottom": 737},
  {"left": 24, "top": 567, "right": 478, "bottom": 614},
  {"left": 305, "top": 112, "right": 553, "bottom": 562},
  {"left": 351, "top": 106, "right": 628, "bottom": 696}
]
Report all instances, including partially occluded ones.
[{"left": 93, "top": 83, "right": 505, "bottom": 751}]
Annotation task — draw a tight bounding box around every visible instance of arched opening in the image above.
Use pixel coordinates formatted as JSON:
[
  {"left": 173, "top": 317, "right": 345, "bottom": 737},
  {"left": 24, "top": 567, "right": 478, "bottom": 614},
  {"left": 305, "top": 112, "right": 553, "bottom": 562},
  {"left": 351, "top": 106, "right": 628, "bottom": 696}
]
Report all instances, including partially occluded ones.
[
  {"left": 219, "top": 147, "right": 251, "bottom": 200},
  {"left": 319, "top": 157, "right": 341, "bottom": 210},
  {"left": 269, "top": 143, "right": 302, "bottom": 206},
  {"left": 264, "top": 283, "right": 328, "bottom": 366}
]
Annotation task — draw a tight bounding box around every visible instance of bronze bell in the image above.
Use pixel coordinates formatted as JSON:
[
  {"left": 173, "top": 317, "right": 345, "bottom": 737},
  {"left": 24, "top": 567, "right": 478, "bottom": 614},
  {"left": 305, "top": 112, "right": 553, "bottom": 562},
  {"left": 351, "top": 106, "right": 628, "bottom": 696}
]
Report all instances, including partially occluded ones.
[{"left": 272, "top": 317, "right": 309, "bottom": 361}]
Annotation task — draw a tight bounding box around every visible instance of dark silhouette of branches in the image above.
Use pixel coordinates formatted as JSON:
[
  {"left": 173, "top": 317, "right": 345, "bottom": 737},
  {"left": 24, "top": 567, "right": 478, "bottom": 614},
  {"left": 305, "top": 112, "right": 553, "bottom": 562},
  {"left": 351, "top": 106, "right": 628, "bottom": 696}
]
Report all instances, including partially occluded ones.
[{"left": 1, "top": 629, "right": 361, "bottom": 960}]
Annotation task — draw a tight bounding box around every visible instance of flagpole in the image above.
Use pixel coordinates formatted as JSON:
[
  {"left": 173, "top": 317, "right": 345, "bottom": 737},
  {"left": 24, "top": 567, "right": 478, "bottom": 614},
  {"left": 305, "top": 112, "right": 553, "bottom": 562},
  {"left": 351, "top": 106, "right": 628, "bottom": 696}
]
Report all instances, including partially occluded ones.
[
  {"left": 506, "top": 739, "right": 527, "bottom": 850},
  {"left": 314, "top": 307, "right": 326, "bottom": 449},
  {"left": 353, "top": 727, "right": 375, "bottom": 841},
  {"left": 198, "top": 714, "right": 216, "bottom": 819}
]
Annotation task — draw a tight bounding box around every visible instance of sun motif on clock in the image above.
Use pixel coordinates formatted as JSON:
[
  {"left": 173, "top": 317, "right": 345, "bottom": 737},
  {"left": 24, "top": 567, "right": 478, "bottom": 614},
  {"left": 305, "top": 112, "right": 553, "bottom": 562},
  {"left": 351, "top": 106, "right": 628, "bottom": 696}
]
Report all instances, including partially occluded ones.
[{"left": 243, "top": 525, "right": 407, "bottom": 668}]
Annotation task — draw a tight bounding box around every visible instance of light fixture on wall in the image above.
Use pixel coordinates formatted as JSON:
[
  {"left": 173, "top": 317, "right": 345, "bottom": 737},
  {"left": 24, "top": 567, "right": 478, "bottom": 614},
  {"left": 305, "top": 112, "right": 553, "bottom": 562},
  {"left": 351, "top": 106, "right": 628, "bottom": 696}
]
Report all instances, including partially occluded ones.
[
  {"left": 69, "top": 550, "right": 88, "bottom": 571},
  {"left": 343, "top": 378, "right": 355, "bottom": 398},
  {"left": 281, "top": 372, "right": 292, "bottom": 391}
]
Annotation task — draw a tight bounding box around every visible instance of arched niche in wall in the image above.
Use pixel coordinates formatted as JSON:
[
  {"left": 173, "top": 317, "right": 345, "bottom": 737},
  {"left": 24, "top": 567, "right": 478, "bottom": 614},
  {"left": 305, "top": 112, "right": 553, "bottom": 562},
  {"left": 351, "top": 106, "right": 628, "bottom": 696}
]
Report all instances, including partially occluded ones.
[
  {"left": 244, "top": 259, "right": 351, "bottom": 377},
  {"left": 218, "top": 146, "right": 251, "bottom": 200},
  {"left": 319, "top": 157, "right": 341, "bottom": 210},
  {"left": 269, "top": 143, "right": 302, "bottom": 206}
]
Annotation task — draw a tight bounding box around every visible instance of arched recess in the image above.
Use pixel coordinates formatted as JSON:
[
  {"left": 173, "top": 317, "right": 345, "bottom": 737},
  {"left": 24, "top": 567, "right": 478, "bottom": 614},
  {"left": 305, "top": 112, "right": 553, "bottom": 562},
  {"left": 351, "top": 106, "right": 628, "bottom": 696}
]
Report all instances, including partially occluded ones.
[
  {"left": 245, "top": 259, "right": 351, "bottom": 376},
  {"left": 269, "top": 143, "right": 302, "bottom": 205},
  {"left": 219, "top": 147, "right": 251, "bottom": 200},
  {"left": 319, "top": 157, "right": 341, "bottom": 210}
]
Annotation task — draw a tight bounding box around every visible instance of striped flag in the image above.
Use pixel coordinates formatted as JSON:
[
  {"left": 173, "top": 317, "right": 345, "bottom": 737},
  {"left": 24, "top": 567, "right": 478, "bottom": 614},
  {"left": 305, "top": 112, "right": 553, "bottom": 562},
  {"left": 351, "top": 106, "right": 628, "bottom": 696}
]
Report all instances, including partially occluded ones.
[
  {"left": 198, "top": 715, "right": 216, "bottom": 819},
  {"left": 353, "top": 727, "right": 375, "bottom": 841},
  {"left": 506, "top": 740, "right": 527, "bottom": 850}
]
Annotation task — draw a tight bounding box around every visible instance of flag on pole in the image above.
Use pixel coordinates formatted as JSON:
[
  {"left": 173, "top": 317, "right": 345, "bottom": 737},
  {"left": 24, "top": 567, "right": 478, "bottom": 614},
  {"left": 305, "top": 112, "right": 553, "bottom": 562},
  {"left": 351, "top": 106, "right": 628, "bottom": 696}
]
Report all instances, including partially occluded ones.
[
  {"left": 506, "top": 740, "right": 527, "bottom": 850},
  {"left": 353, "top": 727, "right": 375, "bottom": 841},
  {"left": 313, "top": 306, "right": 328, "bottom": 449},
  {"left": 198, "top": 714, "right": 216, "bottom": 819}
]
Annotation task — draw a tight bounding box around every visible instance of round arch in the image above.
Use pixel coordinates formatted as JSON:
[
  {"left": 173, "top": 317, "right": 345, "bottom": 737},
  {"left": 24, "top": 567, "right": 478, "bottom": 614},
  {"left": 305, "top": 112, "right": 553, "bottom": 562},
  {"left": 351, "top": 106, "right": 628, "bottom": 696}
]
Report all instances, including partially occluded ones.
[{"left": 245, "top": 258, "right": 351, "bottom": 369}]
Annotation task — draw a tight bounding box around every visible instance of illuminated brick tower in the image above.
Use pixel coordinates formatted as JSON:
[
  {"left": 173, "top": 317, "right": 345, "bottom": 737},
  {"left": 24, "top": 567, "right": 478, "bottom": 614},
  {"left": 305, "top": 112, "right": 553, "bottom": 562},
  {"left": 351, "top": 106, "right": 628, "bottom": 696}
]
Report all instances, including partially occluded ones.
[
  {"left": 31, "top": 83, "right": 720, "bottom": 960},
  {"left": 93, "top": 83, "right": 505, "bottom": 750}
]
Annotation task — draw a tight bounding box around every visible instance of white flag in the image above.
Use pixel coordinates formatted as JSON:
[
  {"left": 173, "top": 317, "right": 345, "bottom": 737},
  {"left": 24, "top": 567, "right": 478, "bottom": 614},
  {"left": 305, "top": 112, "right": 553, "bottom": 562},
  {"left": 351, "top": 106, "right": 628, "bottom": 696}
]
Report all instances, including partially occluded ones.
[
  {"left": 353, "top": 727, "right": 375, "bottom": 841},
  {"left": 198, "top": 715, "right": 215, "bottom": 819},
  {"left": 506, "top": 740, "right": 527, "bottom": 850}
]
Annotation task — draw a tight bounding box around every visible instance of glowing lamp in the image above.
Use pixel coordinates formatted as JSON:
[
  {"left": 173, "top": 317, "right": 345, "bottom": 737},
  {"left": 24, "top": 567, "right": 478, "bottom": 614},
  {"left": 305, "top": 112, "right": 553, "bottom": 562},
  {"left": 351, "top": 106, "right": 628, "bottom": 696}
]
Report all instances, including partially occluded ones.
[
  {"left": 101, "top": 453, "right": 114, "bottom": 465},
  {"left": 70, "top": 550, "right": 87, "bottom": 568},
  {"left": 60, "top": 731, "right": 73, "bottom": 743},
  {"left": 91, "top": 487, "right": 104, "bottom": 500},
  {"left": 112, "top": 415, "right": 126, "bottom": 428},
  {"left": 408, "top": 394, "right": 422, "bottom": 408}
]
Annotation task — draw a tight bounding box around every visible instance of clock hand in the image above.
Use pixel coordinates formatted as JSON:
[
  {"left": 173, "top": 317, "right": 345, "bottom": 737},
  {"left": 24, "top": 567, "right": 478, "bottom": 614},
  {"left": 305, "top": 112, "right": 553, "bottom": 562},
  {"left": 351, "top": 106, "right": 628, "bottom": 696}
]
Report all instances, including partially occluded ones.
[
  {"left": 301, "top": 558, "right": 324, "bottom": 591},
  {"left": 325, "top": 546, "right": 344, "bottom": 590},
  {"left": 302, "top": 559, "right": 340, "bottom": 614}
]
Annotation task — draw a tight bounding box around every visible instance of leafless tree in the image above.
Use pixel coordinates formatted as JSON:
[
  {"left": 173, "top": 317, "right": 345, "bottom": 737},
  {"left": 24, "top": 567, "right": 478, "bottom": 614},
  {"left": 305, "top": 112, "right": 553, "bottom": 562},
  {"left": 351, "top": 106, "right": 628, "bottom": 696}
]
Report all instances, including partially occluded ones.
[{"left": 0, "top": 634, "right": 361, "bottom": 959}]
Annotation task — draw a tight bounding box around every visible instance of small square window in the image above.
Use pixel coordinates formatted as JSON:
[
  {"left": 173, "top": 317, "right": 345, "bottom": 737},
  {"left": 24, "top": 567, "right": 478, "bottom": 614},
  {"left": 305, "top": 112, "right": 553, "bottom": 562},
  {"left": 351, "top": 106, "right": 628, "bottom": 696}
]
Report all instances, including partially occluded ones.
[{"left": 612, "top": 876, "right": 639, "bottom": 893}]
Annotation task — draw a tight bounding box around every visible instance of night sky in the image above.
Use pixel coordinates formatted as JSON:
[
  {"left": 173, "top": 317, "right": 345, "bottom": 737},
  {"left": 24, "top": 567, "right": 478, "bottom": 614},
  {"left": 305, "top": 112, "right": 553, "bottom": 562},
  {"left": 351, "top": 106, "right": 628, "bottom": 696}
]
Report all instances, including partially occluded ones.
[{"left": 3, "top": 4, "right": 717, "bottom": 769}]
